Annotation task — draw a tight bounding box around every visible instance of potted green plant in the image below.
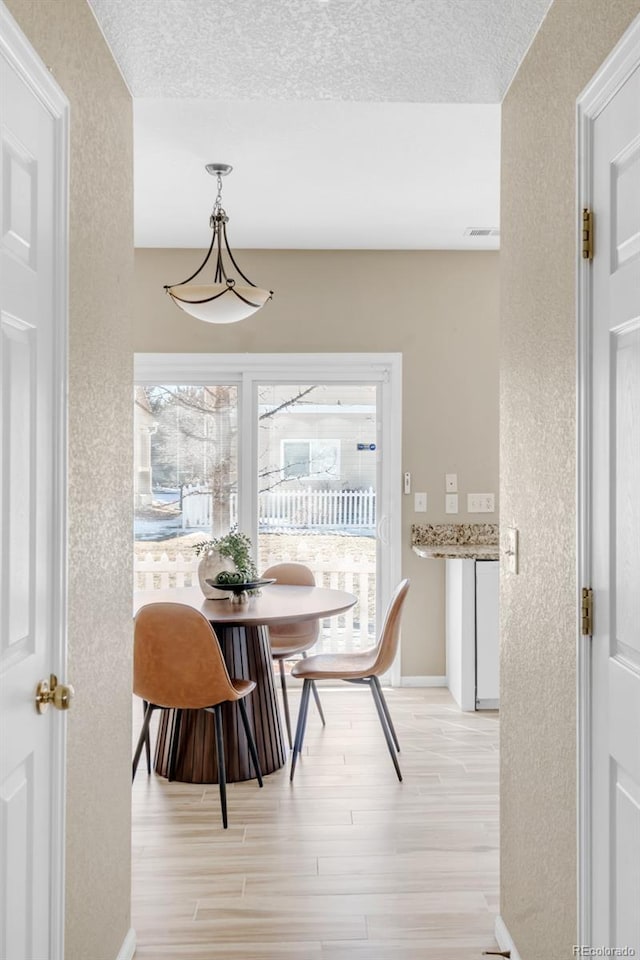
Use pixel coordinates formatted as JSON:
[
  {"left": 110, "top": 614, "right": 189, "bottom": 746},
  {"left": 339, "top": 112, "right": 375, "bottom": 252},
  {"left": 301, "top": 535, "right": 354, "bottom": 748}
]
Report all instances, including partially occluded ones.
[{"left": 193, "top": 530, "right": 258, "bottom": 599}]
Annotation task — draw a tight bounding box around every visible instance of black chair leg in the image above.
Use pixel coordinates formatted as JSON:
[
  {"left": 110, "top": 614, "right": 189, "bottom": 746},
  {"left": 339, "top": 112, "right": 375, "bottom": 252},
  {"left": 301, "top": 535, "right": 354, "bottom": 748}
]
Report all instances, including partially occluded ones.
[
  {"left": 278, "top": 659, "right": 293, "bottom": 749},
  {"left": 301, "top": 652, "right": 326, "bottom": 726},
  {"left": 299, "top": 680, "right": 313, "bottom": 749},
  {"left": 369, "top": 680, "right": 403, "bottom": 782},
  {"left": 142, "top": 699, "right": 152, "bottom": 774},
  {"left": 290, "top": 679, "right": 312, "bottom": 782},
  {"left": 238, "top": 698, "right": 263, "bottom": 787},
  {"left": 133, "top": 702, "right": 155, "bottom": 782},
  {"left": 372, "top": 676, "right": 400, "bottom": 752},
  {"left": 213, "top": 704, "right": 228, "bottom": 828},
  {"left": 310, "top": 680, "right": 325, "bottom": 725},
  {"left": 167, "top": 708, "right": 183, "bottom": 782}
]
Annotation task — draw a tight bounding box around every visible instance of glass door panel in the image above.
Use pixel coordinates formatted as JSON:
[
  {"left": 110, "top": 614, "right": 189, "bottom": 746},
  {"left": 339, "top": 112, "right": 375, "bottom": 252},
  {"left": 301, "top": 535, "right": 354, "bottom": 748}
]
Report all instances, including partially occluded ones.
[
  {"left": 256, "top": 382, "right": 378, "bottom": 654},
  {"left": 134, "top": 384, "right": 238, "bottom": 589}
]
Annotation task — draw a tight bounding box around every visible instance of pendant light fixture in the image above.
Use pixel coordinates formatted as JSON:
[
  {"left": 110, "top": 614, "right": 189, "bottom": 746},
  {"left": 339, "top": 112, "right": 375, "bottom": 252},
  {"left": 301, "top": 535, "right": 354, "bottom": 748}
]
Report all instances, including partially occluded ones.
[{"left": 164, "top": 163, "right": 273, "bottom": 324}]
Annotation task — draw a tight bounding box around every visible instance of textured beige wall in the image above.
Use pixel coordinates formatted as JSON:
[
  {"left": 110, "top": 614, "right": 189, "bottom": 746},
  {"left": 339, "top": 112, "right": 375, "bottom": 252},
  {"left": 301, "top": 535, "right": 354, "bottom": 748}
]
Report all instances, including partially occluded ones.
[
  {"left": 500, "top": 2, "right": 640, "bottom": 958},
  {"left": 5, "top": 2, "right": 134, "bottom": 958},
  {"left": 135, "top": 248, "right": 499, "bottom": 677}
]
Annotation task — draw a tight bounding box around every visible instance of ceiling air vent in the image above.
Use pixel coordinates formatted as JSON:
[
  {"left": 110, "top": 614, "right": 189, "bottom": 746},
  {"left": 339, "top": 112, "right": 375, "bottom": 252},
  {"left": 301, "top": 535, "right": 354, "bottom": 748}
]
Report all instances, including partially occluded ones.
[{"left": 464, "top": 227, "right": 500, "bottom": 237}]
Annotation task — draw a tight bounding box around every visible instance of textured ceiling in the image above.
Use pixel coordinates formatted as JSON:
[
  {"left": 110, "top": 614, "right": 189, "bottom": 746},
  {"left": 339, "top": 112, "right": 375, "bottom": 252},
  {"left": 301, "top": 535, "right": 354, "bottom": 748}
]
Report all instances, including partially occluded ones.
[
  {"left": 89, "top": 0, "right": 552, "bottom": 103},
  {"left": 87, "top": 0, "right": 552, "bottom": 248}
]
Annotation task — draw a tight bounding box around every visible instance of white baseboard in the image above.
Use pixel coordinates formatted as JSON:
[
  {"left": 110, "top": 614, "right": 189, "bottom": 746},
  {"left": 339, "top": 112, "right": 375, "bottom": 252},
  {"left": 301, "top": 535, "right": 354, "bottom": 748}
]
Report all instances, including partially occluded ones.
[
  {"left": 477, "top": 698, "right": 500, "bottom": 710},
  {"left": 115, "top": 928, "right": 136, "bottom": 960},
  {"left": 399, "top": 675, "right": 447, "bottom": 687},
  {"left": 495, "top": 916, "right": 521, "bottom": 960}
]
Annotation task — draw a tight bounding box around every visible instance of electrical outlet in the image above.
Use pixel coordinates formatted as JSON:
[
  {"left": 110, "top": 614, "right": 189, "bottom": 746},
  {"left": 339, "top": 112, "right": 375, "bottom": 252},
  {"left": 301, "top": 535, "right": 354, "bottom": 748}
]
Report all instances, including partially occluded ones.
[
  {"left": 467, "top": 493, "right": 495, "bottom": 513},
  {"left": 414, "top": 492, "right": 427, "bottom": 512},
  {"left": 445, "top": 493, "right": 458, "bottom": 514},
  {"left": 445, "top": 473, "right": 458, "bottom": 493}
]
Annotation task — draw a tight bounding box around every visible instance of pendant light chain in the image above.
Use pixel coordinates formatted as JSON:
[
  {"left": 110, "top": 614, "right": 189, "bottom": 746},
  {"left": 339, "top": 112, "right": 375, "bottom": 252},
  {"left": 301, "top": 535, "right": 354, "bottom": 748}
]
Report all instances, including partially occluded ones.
[{"left": 211, "top": 172, "right": 227, "bottom": 226}]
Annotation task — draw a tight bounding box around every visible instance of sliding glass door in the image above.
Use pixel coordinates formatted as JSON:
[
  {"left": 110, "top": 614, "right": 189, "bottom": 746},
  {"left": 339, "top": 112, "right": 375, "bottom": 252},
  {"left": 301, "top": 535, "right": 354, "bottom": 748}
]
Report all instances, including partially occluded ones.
[{"left": 134, "top": 354, "right": 402, "bottom": 683}]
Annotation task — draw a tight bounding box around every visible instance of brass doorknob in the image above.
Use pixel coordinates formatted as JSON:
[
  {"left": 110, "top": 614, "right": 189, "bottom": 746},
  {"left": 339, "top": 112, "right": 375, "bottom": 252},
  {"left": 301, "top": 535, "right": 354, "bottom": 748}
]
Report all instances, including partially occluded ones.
[{"left": 35, "top": 674, "right": 74, "bottom": 714}]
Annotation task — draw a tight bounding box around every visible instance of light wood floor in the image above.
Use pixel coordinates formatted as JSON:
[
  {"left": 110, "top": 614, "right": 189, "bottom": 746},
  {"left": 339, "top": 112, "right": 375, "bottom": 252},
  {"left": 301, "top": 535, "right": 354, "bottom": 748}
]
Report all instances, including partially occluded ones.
[{"left": 132, "top": 687, "right": 499, "bottom": 959}]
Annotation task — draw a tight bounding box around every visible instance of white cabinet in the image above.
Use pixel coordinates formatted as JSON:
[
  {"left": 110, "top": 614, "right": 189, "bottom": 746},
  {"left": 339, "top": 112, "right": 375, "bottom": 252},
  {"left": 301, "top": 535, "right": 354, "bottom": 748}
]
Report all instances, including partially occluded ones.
[
  {"left": 474, "top": 560, "right": 500, "bottom": 707},
  {"left": 445, "top": 559, "right": 499, "bottom": 711}
]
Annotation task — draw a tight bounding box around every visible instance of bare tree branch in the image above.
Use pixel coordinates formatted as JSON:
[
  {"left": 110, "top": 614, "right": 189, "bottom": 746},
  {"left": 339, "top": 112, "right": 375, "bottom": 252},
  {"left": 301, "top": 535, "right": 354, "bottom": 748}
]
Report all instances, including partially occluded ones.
[
  {"left": 258, "top": 463, "right": 337, "bottom": 494},
  {"left": 151, "top": 385, "right": 235, "bottom": 415},
  {"left": 258, "top": 386, "right": 317, "bottom": 420}
]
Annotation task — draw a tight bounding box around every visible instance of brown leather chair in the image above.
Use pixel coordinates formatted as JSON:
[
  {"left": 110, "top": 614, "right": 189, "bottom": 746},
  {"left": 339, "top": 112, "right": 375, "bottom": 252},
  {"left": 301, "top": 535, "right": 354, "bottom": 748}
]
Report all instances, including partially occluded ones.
[
  {"left": 132, "top": 602, "right": 263, "bottom": 828},
  {"left": 262, "top": 561, "right": 325, "bottom": 749},
  {"left": 289, "top": 578, "right": 410, "bottom": 782}
]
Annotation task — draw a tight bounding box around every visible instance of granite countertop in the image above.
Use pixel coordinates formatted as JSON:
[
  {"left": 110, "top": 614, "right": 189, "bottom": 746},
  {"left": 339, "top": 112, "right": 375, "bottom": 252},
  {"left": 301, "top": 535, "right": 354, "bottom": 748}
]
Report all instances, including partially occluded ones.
[{"left": 411, "top": 522, "right": 500, "bottom": 561}]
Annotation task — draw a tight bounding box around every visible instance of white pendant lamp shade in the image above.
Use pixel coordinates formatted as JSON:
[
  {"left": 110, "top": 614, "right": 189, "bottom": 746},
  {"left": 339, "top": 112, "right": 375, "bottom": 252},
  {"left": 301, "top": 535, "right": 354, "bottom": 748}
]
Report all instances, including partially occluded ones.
[
  {"left": 164, "top": 163, "right": 273, "bottom": 325},
  {"left": 166, "top": 282, "right": 273, "bottom": 324}
]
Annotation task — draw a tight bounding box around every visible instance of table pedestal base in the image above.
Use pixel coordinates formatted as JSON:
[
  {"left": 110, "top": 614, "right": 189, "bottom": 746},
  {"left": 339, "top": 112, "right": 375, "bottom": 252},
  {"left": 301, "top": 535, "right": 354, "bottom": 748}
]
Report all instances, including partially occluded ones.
[{"left": 154, "top": 623, "right": 287, "bottom": 783}]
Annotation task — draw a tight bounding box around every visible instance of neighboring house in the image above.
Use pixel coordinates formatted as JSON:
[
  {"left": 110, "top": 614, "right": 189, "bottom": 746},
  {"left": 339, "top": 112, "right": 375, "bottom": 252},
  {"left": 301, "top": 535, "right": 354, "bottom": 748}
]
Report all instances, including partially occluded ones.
[
  {"left": 145, "top": 382, "right": 377, "bottom": 496},
  {"left": 151, "top": 382, "right": 379, "bottom": 535},
  {"left": 258, "top": 383, "right": 377, "bottom": 493}
]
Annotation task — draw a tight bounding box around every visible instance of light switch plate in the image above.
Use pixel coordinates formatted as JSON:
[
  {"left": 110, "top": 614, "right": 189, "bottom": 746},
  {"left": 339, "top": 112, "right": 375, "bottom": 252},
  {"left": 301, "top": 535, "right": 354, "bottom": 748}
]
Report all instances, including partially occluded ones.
[
  {"left": 445, "top": 473, "right": 458, "bottom": 493},
  {"left": 404, "top": 472, "right": 411, "bottom": 495},
  {"left": 467, "top": 493, "right": 495, "bottom": 513},
  {"left": 414, "top": 492, "right": 427, "bottom": 512},
  {"left": 445, "top": 493, "right": 458, "bottom": 514}
]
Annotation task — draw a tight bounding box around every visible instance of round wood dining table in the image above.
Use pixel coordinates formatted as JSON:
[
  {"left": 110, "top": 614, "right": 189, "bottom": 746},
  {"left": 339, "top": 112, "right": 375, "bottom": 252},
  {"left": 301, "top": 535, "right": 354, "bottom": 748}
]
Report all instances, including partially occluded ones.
[{"left": 133, "top": 583, "right": 357, "bottom": 783}]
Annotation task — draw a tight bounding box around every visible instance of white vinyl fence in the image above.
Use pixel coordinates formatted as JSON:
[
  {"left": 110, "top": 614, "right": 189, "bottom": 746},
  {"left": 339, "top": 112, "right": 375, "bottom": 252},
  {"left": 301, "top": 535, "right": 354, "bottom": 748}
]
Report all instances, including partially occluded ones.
[
  {"left": 180, "top": 485, "right": 376, "bottom": 533},
  {"left": 134, "top": 551, "right": 376, "bottom": 653},
  {"left": 259, "top": 487, "right": 376, "bottom": 531},
  {"left": 181, "top": 484, "right": 233, "bottom": 530}
]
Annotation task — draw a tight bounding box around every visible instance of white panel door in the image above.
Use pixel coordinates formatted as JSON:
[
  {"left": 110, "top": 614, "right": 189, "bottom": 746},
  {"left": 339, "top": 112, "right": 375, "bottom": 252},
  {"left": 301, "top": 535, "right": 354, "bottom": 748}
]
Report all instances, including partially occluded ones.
[
  {"left": 0, "top": 7, "right": 68, "bottom": 960},
  {"left": 590, "top": 56, "right": 640, "bottom": 952}
]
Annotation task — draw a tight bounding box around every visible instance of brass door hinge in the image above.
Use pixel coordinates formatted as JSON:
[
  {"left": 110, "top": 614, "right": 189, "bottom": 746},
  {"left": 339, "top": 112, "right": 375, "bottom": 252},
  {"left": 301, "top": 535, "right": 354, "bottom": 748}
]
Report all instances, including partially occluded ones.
[
  {"left": 581, "top": 587, "right": 594, "bottom": 636},
  {"left": 582, "top": 208, "right": 594, "bottom": 260}
]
